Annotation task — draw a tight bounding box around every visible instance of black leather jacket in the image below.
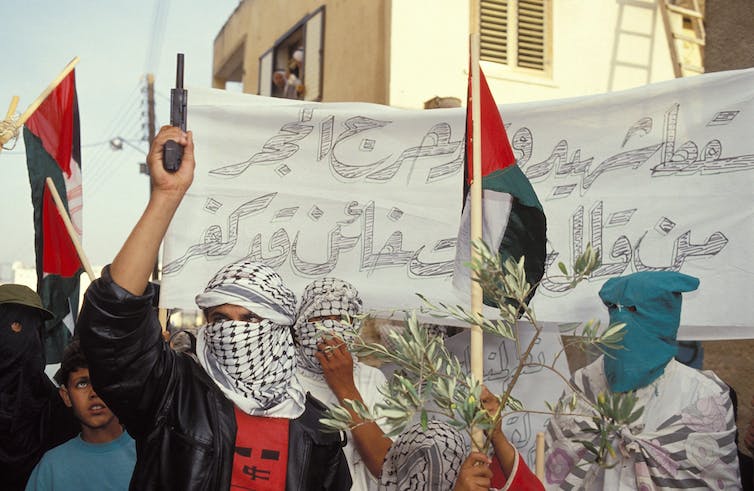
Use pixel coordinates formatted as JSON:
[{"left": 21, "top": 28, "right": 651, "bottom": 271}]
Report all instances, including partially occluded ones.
[{"left": 78, "top": 267, "right": 351, "bottom": 490}]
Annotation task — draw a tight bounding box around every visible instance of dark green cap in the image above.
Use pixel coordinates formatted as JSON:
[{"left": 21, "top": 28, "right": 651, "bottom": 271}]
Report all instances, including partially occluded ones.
[{"left": 0, "top": 284, "right": 54, "bottom": 320}]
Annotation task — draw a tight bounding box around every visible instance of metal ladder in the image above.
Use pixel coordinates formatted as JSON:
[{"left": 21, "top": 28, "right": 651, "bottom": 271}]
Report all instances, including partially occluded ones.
[{"left": 658, "top": 0, "right": 706, "bottom": 77}]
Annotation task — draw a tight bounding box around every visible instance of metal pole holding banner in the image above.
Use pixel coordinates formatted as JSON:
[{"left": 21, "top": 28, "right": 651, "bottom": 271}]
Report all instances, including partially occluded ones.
[{"left": 469, "top": 0, "right": 485, "bottom": 451}]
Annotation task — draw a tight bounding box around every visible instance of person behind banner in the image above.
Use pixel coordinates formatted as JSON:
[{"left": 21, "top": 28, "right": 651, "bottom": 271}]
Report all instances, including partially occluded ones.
[
  {"left": 545, "top": 271, "right": 741, "bottom": 490},
  {"left": 0, "top": 284, "right": 79, "bottom": 491},
  {"left": 25, "top": 338, "right": 136, "bottom": 490},
  {"left": 292, "top": 278, "right": 392, "bottom": 490},
  {"left": 77, "top": 126, "right": 351, "bottom": 491}
]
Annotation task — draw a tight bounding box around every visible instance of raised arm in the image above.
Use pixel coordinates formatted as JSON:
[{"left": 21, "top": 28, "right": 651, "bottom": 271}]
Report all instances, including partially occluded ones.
[
  {"left": 316, "top": 336, "right": 393, "bottom": 478},
  {"left": 481, "top": 386, "right": 544, "bottom": 491},
  {"left": 110, "top": 126, "right": 195, "bottom": 295}
]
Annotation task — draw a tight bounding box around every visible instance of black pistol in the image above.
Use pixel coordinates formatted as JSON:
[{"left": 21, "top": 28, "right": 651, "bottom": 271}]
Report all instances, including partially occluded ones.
[{"left": 163, "top": 53, "right": 187, "bottom": 172}]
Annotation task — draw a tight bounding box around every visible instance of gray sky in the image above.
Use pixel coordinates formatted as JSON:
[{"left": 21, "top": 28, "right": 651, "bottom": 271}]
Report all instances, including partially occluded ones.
[{"left": 1, "top": 0, "right": 239, "bottom": 273}]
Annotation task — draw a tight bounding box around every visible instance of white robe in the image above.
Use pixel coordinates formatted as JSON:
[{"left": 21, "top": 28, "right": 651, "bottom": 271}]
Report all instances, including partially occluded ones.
[{"left": 545, "top": 358, "right": 741, "bottom": 490}]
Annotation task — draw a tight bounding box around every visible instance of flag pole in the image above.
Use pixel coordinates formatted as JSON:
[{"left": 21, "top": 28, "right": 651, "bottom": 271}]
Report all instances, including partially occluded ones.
[
  {"left": 45, "top": 177, "right": 96, "bottom": 281},
  {"left": 17, "top": 57, "right": 80, "bottom": 128},
  {"left": 535, "top": 431, "right": 546, "bottom": 480},
  {"left": 469, "top": 0, "right": 485, "bottom": 451},
  {"left": 4, "top": 96, "right": 19, "bottom": 119}
]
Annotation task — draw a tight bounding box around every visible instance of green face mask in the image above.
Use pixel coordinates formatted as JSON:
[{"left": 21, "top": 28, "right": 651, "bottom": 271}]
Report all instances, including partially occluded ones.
[{"left": 599, "top": 271, "right": 699, "bottom": 393}]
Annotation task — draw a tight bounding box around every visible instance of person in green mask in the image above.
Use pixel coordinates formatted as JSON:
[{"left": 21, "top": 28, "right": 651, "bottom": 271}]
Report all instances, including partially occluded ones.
[{"left": 545, "top": 271, "right": 741, "bottom": 490}]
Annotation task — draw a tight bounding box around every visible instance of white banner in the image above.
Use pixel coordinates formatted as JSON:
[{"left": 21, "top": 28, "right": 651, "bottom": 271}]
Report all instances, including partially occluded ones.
[{"left": 162, "top": 69, "right": 754, "bottom": 339}]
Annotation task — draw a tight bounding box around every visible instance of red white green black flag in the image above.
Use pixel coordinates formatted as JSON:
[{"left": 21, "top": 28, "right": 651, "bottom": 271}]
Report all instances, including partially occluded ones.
[{"left": 23, "top": 70, "right": 83, "bottom": 362}]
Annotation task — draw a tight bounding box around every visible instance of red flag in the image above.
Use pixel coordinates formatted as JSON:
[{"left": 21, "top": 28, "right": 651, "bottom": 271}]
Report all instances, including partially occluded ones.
[
  {"left": 465, "top": 65, "right": 517, "bottom": 184},
  {"left": 24, "top": 69, "right": 83, "bottom": 361},
  {"left": 26, "top": 71, "right": 83, "bottom": 278},
  {"left": 454, "top": 63, "right": 547, "bottom": 307},
  {"left": 42, "top": 186, "right": 81, "bottom": 277}
]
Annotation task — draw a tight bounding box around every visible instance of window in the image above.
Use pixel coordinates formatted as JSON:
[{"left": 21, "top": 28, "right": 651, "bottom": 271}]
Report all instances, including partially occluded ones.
[
  {"left": 480, "top": 0, "right": 550, "bottom": 74},
  {"left": 258, "top": 7, "right": 325, "bottom": 101}
]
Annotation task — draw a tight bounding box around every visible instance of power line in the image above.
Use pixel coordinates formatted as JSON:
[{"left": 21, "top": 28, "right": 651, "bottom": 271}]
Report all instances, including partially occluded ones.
[
  {"left": 86, "top": 80, "right": 143, "bottom": 161},
  {"left": 83, "top": 81, "right": 145, "bottom": 192},
  {"left": 144, "top": 0, "right": 171, "bottom": 74}
]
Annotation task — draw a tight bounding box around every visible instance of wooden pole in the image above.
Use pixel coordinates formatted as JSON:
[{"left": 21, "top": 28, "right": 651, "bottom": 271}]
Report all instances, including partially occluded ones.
[
  {"left": 5, "top": 96, "right": 19, "bottom": 119},
  {"left": 17, "top": 57, "right": 80, "bottom": 127},
  {"left": 469, "top": 1, "right": 485, "bottom": 452},
  {"left": 536, "top": 431, "right": 546, "bottom": 481},
  {"left": 469, "top": 5, "right": 484, "bottom": 392},
  {"left": 45, "top": 177, "right": 96, "bottom": 281}
]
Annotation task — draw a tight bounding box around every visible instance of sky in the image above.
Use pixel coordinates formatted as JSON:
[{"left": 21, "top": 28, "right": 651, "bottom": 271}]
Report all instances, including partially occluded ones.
[{"left": 0, "top": 0, "right": 241, "bottom": 275}]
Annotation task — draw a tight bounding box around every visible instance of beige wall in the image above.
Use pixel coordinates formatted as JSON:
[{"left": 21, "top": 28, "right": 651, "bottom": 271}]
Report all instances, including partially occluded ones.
[
  {"left": 215, "top": 0, "right": 687, "bottom": 108},
  {"left": 388, "top": 0, "right": 679, "bottom": 109},
  {"left": 213, "top": 0, "right": 389, "bottom": 103},
  {"left": 388, "top": 0, "right": 470, "bottom": 109}
]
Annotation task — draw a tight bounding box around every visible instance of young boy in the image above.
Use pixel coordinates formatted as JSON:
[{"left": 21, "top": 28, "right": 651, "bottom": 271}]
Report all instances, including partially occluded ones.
[{"left": 25, "top": 339, "right": 136, "bottom": 490}]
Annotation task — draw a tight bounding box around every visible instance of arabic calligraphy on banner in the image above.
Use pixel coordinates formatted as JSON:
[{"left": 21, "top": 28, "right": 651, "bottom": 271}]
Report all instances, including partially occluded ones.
[{"left": 161, "top": 69, "right": 754, "bottom": 339}]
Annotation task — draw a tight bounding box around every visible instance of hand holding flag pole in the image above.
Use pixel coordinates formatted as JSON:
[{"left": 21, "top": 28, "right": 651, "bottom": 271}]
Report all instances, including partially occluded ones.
[
  {"left": 0, "top": 57, "right": 79, "bottom": 151},
  {"left": 0, "top": 96, "right": 20, "bottom": 154}
]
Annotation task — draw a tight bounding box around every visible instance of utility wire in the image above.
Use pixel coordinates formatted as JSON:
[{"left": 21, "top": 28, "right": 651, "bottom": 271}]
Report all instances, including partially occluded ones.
[{"left": 144, "top": 0, "right": 171, "bottom": 74}]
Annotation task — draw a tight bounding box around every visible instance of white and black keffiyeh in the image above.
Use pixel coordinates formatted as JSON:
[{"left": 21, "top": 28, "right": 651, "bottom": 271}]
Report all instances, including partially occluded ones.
[
  {"left": 293, "top": 277, "right": 362, "bottom": 375},
  {"left": 194, "top": 259, "right": 305, "bottom": 418},
  {"left": 379, "top": 420, "right": 466, "bottom": 491}
]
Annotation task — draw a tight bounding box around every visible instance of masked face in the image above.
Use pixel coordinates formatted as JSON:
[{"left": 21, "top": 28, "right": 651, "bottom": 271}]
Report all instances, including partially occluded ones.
[
  {"left": 599, "top": 271, "right": 699, "bottom": 393},
  {"left": 379, "top": 420, "right": 465, "bottom": 491},
  {"left": 201, "top": 313, "right": 297, "bottom": 409},
  {"left": 0, "top": 304, "right": 50, "bottom": 458},
  {"left": 295, "top": 315, "right": 355, "bottom": 374},
  {"left": 194, "top": 260, "right": 305, "bottom": 418},
  {"left": 603, "top": 302, "right": 678, "bottom": 393},
  {"left": 0, "top": 304, "right": 46, "bottom": 397},
  {"left": 292, "top": 278, "right": 362, "bottom": 375}
]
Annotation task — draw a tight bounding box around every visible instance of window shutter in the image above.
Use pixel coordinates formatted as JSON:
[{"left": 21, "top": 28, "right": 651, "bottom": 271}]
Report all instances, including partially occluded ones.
[
  {"left": 517, "top": 0, "right": 545, "bottom": 71},
  {"left": 304, "top": 9, "right": 324, "bottom": 101},
  {"left": 258, "top": 50, "right": 273, "bottom": 97},
  {"left": 480, "top": 0, "right": 508, "bottom": 64}
]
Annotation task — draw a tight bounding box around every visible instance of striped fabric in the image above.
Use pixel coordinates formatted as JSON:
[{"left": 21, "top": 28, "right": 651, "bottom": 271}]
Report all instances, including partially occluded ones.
[
  {"left": 292, "top": 277, "right": 362, "bottom": 375},
  {"left": 545, "top": 358, "right": 740, "bottom": 490},
  {"left": 379, "top": 420, "right": 466, "bottom": 490},
  {"left": 195, "top": 259, "right": 305, "bottom": 418}
]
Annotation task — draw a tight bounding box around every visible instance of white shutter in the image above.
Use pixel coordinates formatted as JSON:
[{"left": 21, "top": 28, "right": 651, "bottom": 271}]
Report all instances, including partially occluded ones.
[
  {"left": 258, "top": 50, "right": 273, "bottom": 97},
  {"left": 304, "top": 9, "right": 323, "bottom": 101}
]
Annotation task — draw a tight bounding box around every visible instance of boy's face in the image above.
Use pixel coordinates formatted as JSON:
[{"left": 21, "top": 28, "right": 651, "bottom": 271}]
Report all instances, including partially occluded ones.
[{"left": 59, "top": 367, "right": 117, "bottom": 431}]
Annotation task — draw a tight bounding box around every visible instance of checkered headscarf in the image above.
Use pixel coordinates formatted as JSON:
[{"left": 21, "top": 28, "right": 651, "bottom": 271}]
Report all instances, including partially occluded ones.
[
  {"left": 379, "top": 420, "right": 466, "bottom": 490},
  {"left": 292, "top": 278, "right": 362, "bottom": 375},
  {"left": 195, "top": 259, "right": 305, "bottom": 418}
]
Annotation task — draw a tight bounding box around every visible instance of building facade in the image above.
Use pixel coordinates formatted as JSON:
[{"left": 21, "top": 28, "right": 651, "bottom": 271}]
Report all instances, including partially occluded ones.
[{"left": 211, "top": 0, "right": 721, "bottom": 108}]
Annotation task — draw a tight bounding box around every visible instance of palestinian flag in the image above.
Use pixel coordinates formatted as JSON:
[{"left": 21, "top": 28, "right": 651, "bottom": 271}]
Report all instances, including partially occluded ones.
[
  {"left": 452, "top": 65, "right": 547, "bottom": 307},
  {"left": 23, "top": 70, "right": 83, "bottom": 363}
]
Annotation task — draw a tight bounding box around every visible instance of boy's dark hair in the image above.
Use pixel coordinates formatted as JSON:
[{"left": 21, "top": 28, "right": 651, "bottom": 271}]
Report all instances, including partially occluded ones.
[{"left": 54, "top": 338, "right": 88, "bottom": 386}]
